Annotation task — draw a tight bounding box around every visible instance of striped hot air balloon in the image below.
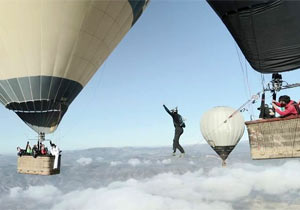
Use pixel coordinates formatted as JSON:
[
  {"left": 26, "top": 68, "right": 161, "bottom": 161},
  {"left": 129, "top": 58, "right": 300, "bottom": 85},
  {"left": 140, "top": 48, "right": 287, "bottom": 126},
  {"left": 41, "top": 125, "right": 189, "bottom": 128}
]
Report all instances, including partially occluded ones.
[{"left": 0, "top": 0, "right": 149, "bottom": 134}]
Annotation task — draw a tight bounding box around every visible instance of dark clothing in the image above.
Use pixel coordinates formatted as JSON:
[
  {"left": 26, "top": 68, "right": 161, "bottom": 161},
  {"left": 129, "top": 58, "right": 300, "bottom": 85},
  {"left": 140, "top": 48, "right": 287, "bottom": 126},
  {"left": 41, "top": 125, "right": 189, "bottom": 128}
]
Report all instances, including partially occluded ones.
[
  {"left": 17, "top": 149, "right": 26, "bottom": 157},
  {"left": 173, "top": 127, "right": 184, "bottom": 153},
  {"left": 163, "top": 105, "right": 185, "bottom": 128},
  {"left": 163, "top": 105, "right": 185, "bottom": 153},
  {"left": 32, "top": 145, "right": 39, "bottom": 158},
  {"left": 259, "top": 104, "right": 275, "bottom": 119},
  {"left": 50, "top": 141, "right": 56, "bottom": 148}
]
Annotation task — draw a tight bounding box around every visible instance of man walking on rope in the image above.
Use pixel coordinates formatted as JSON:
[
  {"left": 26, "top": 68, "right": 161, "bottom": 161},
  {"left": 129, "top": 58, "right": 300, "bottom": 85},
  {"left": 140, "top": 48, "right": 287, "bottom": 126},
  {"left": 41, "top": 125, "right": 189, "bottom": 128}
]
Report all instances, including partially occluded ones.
[{"left": 163, "top": 104, "right": 186, "bottom": 157}]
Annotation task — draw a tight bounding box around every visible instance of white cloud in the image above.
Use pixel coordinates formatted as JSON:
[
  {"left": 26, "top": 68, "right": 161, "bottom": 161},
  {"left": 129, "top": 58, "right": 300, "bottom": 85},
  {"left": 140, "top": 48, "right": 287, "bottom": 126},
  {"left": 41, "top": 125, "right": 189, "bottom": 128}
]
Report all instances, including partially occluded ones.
[
  {"left": 162, "top": 159, "right": 171, "bottom": 164},
  {"left": 9, "top": 187, "right": 22, "bottom": 198},
  {"left": 5, "top": 160, "right": 300, "bottom": 210},
  {"left": 143, "top": 160, "right": 152, "bottom": 165},
  {"left": 9, "top": 185, "right": 61, "bottom": 203},
  {"left": 51, "top": 175, "right": 233, "bottom": 210},
  {"left": 96, "top": 157, "right": 104, "bottom": 162},
  {"left": 252, "top": 161, "right": 300, "bottom": 194},
  {"left": 205, "top": 154, "right": 221, "bottom": 160},
  {"left": 156, "top": 159, "right": 172, "bottom": 165},
  {"left": 110, "top": 161, "right": 122, "bottom": 166},
  {"left": 128, "top": 158, "right": 141, "bottom": 167},
  {"left": 76, "top": 157, "right": 93, "bottom": 166},
  {"left": 50, "top": 161, "right": 300, "bottom": 210}
]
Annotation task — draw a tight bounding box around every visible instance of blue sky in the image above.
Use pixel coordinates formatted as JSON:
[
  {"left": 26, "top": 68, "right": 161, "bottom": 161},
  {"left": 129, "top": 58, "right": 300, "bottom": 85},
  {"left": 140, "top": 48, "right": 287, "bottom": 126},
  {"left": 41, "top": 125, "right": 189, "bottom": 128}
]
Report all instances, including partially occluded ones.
[{"left": 1, "top": 0, "right": 300, "bottom": 154}]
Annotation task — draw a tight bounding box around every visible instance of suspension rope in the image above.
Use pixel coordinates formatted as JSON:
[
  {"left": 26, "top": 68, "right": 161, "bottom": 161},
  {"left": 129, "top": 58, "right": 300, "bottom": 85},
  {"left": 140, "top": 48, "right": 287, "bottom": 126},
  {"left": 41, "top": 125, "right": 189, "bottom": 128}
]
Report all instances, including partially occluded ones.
[
  {"left": 244, "top": 56, "right": 252, "bottom": 98},
  {"left": 224, "top": 93, "right": 260, "bottom": 123},
  {"left": 203, "top": 93, "right": 260, "bottom": 144},
  {"left": 234, "top": 43, "right": 257, "bottom": 120},
  {"left": 260, "top": 73, "right": 265, "bottom": 90},
  {"left": 235, "top": 44, "right": 251, "bottom": 99}
]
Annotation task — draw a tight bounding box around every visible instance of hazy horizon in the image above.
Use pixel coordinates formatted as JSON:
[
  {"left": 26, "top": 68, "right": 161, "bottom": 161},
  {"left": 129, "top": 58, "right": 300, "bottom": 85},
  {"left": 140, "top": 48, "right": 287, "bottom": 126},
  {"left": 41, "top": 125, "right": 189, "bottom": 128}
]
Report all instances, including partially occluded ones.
[{"left": 2, "top": 142, "right": 300, "bottom": 210}]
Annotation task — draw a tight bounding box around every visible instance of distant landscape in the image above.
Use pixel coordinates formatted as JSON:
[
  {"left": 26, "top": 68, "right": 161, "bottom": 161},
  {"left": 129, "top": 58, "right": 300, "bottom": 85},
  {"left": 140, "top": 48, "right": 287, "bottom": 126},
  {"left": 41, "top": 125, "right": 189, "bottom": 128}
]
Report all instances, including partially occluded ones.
[{"left": 1, "top": 142, "right": 300, "bottom": 210}]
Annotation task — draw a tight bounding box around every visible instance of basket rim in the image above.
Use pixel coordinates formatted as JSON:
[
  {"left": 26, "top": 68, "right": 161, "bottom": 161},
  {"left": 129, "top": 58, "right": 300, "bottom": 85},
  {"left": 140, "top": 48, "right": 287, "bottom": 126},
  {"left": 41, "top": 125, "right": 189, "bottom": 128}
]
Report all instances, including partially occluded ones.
[{"left": 245, "top": 115, "right": 300, "bottom": 125}]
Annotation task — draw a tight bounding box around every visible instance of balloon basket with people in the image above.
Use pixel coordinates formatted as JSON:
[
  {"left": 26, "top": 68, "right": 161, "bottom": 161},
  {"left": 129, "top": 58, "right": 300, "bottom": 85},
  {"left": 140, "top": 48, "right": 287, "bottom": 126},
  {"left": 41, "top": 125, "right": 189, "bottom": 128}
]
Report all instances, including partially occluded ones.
[
  {"left": 206, "top": 0, "right": 300, "bottom": 163},
  {"left": 200, "top": 72, "right": 300, "bottom": 164},
  {"left": 242, "top": 72, "right": 300, "bottom": 160},
  {"left": 205, "top": 73, "right": 300, "bottom": 162},
  {"left": 17, "top": 132, "right": 61, "bottom": 176}
]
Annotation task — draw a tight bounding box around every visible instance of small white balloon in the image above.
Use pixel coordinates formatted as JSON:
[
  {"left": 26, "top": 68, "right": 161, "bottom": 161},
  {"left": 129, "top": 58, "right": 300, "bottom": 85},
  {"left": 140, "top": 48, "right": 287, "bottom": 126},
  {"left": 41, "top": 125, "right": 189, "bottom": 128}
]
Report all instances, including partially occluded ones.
[{"left": 200, "top": 106, "right": 245, "bottom": 163}]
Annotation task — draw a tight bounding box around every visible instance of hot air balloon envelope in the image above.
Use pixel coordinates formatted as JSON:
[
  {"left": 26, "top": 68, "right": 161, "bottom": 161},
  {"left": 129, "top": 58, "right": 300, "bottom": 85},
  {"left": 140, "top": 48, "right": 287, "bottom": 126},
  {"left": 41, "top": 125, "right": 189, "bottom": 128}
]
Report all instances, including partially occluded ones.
[
  {"left": 208, "top": 0, "right": 300, "bottom": 73},
  {"left": 200, "top": 106, "right": 245, "bottom": 161},
  {"left": 0, "top": 0, "right": 149, "bottom": 133}
]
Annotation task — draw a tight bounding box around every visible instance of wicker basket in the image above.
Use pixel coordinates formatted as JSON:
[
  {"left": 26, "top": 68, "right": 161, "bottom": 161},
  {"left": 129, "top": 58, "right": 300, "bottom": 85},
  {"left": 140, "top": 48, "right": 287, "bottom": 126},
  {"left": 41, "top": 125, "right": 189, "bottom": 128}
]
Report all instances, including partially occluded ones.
[
  {"left": 17, "top": 155, "right": 61, "bottom": 175},
  {"left": 245, "top": 115, "right": 300, "bottom": 159}
]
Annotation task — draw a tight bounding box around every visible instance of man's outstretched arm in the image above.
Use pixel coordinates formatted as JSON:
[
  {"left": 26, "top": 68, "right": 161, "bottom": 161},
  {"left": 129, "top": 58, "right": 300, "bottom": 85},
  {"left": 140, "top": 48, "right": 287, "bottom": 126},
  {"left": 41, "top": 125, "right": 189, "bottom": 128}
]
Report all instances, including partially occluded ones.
[{"left": 163, "top": 104, "right": 172, "bottom": 115}]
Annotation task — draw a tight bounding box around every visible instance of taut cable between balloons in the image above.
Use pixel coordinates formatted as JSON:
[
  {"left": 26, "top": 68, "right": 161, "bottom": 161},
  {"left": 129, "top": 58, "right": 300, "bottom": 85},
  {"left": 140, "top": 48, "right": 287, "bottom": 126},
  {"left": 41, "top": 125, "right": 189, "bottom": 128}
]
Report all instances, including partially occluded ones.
[{"left": 203, "top": 93, "right": 260, "bottom": 145}]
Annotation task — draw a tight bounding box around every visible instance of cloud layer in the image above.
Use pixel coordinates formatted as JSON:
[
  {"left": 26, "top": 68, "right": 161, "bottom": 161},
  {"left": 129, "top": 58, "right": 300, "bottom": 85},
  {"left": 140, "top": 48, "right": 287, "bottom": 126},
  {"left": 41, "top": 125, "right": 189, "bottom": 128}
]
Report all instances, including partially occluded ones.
[
  {"left": 76, "top": 157, "right": 93, "bottom": 166},
  {"left": 4, "top": 160, "right": 300, "bottom": 210}
]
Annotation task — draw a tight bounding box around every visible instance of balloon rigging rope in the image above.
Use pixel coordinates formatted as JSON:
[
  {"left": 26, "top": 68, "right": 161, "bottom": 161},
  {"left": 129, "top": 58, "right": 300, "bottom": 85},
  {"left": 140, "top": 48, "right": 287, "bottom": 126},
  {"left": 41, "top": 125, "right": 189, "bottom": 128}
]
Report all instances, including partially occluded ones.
[
  {"left": 207, "top": 93, "right": 260, "bottom": 137},
  {"left": 244, "top": 58, "right": 256, "bottom": 118},
  {"left": 235, "top": 43, "right": 256, "bottom": 118},
  {"left": 205, "top": 92, "right": 260, "bottom": 146},
  {"left": 206, "top": 42, "right": 258, "bottom": 141},
  {"left": 260, "top": 74, "right": 265, "bottom": 90},
  {"left": 235, "top": 44, "right": 251, "bottom": 99},
  {"left": 244, "top": 55, "right": 252, "bottom": 99},
  {"left": 234, "top": 7, "right": 250, "bottom": 100}
]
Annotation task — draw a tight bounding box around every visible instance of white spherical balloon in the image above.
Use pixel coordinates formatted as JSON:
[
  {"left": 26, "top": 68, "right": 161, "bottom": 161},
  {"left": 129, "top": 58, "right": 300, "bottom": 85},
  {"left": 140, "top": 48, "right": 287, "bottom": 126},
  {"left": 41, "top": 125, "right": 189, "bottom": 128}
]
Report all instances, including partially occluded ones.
[
  {"left": 200, "top": 106, "right": 245, "bottom": 147},
  {"left": 200, "top": 106, "right": 245, "bottom": 161}
]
